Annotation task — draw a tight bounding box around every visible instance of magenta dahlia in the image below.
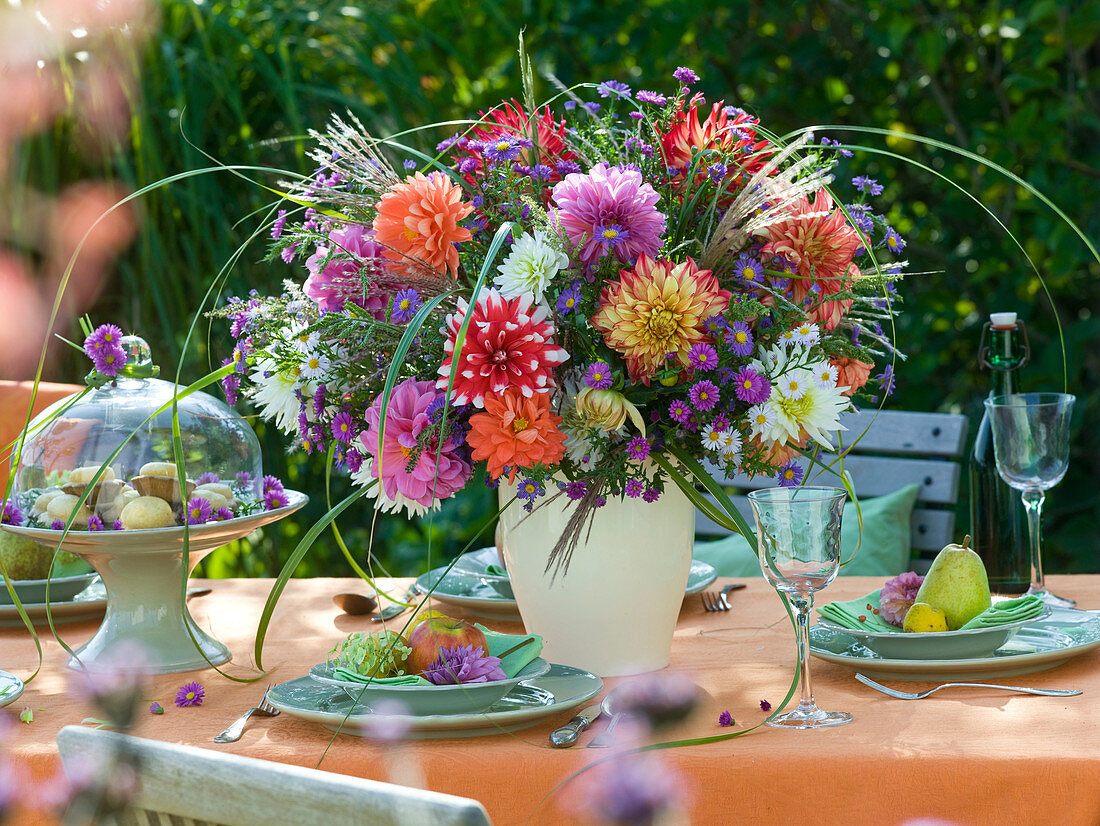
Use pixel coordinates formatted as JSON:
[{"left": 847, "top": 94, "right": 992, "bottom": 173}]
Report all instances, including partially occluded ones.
[
  {"left": 879, "top": 571, "right": 925, "bottom": 628},
  {"left": 437, "top": 289, "right": 568, "bottom": 408},
  {"left": 360, "top": 378, "right": 472, "bottom": 509},
  {"left": 304, "top": 223, "right": 389, "bottom": 318},
  {"left": 550, "top": 163, "right": 666, "bottom": 266}
]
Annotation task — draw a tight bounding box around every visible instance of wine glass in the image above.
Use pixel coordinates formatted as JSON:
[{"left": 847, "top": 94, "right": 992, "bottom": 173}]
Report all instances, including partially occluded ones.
[
  {"left": 984, "top": 392, "right": 1076, "bottom": 608},
  {"left": 747, "top": 486, "right": 851, "bottom": 729}
]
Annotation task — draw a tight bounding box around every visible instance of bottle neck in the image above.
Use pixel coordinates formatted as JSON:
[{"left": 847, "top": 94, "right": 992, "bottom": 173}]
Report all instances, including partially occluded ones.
[{"left": 987, "top": 326, "right": 1022, "bottom": 397}]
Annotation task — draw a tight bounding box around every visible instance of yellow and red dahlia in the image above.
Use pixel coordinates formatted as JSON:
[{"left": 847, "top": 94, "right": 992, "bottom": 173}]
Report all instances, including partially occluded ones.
[
  {"left": 759, "top": 188, "right": 864, "bottom": 331},
  {"left": 592, "top": 255, "right": 731, "bottom": 385},
  {"left": 372, "top": 171, "right": 472, "bottom": 277},
  {"left": 467, "top": 387, "right": 567, "bottom": 482}
]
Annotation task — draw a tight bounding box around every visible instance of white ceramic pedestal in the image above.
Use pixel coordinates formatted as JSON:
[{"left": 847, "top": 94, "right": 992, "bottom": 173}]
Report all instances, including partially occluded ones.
[
  {"left": 2, "top": 492, "right": 306, "bottom": 673},
  {"left": 498, "top": 480, "right": 694, "bottom": 677}
]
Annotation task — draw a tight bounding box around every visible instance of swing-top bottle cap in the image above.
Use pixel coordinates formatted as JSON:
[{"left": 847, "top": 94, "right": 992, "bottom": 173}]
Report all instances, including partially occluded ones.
[{"left": 989, "top": 312, "right": 1017, "bottom": 328}]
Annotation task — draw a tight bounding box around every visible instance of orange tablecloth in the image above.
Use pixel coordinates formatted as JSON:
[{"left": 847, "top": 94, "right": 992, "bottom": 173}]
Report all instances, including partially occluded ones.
[
  {"left": 0, "top": 381, "right": 84, "bottom": 494},
  {"left": 3, "top": 575, "right": 1099, "bottom": 825}
]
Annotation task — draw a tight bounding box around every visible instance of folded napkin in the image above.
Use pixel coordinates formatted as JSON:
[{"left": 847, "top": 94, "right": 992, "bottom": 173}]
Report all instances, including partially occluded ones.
[
  {"left": 817, "top": 590, "right": 898, "bottom": 633},
  {"left": 331, "top": 627, "right": 543, "bottom": 686},
  {"left": 960, "top": 595, "right": 1045, "bottom": 630},
  {"left": 484, "top": 563, "right": 507, "bottom": 577}
]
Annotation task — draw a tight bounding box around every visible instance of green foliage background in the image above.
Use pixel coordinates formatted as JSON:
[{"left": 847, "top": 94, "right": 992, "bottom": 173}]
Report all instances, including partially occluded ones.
[{"left": 18, "top": 0, "right": 1100, "bottom": 576}]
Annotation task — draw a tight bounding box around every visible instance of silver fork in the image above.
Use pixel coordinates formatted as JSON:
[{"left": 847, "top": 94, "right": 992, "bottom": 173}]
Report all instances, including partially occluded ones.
[
  {"left": 855, "top": 672, "right": 1082, "bottom": 700},
  {"left": 213, "top": 685, "right": 280, "bottom": 743},
  {"left": 701, "top": 583, "right": 745, "bottom": 612}
]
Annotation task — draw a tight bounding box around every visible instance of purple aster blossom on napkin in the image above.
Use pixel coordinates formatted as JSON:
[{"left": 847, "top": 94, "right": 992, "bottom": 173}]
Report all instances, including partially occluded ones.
[
  {"left": 718, "top": 710, "right": 734, "bottom": 727},
  {"left": 421, "top": 645, "right": 505, "bottom": 685},
  {"left": 149, "top": 702, "right": 164, "bottom": 715},
  {"left": 175, "top": 682, "right": 204, "bottom": 708}
]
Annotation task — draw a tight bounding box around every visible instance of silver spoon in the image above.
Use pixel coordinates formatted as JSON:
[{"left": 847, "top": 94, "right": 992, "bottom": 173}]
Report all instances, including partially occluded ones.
[{"left": 332, "top": 593, "right": 378, "bottom": 615}]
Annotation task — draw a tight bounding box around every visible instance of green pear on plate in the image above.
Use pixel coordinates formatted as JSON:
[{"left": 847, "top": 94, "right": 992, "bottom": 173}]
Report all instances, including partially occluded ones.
[{"left": 914, "top": 535, "right": 991, "bottom": 630}]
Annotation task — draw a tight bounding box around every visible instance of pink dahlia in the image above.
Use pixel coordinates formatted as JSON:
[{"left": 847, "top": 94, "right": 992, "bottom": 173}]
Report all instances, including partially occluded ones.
[
  {"left": 550, "top": 163, "right": 665, "bottom": 267},
  {"left": 304, "top": 223, "right": 389, "bottom": 318},
  {"left": 759, "top": 188, "right": 864, "bottom": 331},
  {"left": 880, "top": 571, "right": 925, "bottom": 628},
  {"left": 437, "top": 289, "right": 568, "bottom": 408},
  {"left": 359, "top": 378, "right": 472, "bottom": 509}
]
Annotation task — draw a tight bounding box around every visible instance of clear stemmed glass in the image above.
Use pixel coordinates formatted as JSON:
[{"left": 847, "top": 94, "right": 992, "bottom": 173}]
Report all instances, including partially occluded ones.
[
  {"left": 984, "top": 392, "right": 1076, "bottom": 608},
  {"left": 747, "top": 486, "right": 851, "bottom": 729}
]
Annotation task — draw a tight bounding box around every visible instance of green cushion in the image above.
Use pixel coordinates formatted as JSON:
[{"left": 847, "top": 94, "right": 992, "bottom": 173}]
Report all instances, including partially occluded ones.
[{"left": 693, "top": 483, "right": 922, "bottom": 578}]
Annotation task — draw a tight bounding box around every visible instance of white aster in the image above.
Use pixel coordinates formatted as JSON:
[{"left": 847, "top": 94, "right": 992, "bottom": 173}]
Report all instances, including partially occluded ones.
[
  {"left": 811, "top": 361, "right": 839, "bottom": 388},
  {"left": 299, "top": 351, "right": 331, "bottom": 381},
  {"left": 791, "top": 322, "right": 820, "bottom": 346},
  {"left": 701, "top": 425, "right": 726, "bottom": 452},
  {"left": 494, "top": 230, "right": 569, "bottom": 303},
  {"left": 747, "top": 403, "right": 775, "bottom": 440},
  {"left": 248, "top": 358, "right": 302, "bottom": 435},
  {"left": 776, "top": 369, "right": 811, "bottom": 400}
]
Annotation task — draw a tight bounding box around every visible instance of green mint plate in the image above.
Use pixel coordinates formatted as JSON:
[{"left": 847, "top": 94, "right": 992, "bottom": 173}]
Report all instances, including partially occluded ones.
[
  {"left": 0, "top": 580, "right": 107, "bottom": 627},
  {"left": 817, "top": 607, "right": 1048, "bottom": 660},
  {"left": 308, "top": 658, "right": 550, "bottom": 716},
  {"left": 0, "top": 670, "right": 24, "bottom": 708},
  {"left": 417, "top": 547, "right": 717, "bottom": 619},
  {"left": 0, "top": 572, "right": 100, "bottom": 606},
  {"left": 811, "top": 606, "right": 1100, "bottom": 681},
  {"left": 272, "top": 663, "right": 603, "bottom": 739}
]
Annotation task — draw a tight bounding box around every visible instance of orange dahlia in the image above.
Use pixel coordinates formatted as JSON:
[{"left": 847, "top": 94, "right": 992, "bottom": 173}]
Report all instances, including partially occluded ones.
[
  {"left": 467, "top": 387, "right": 566, "bottom": 482},
  {"left": 759, "top": 188, "right": 864, "bottom": 331},
  {"left": 660, "top": 97, "right": 772, "bottom": 190},
  {"left": 832, "top": 357, "right": 873, "bottom": 397},
  {"left": 372, "top": 171, "right": 472, "bottom": 277},
  {"left": 592, "top": 255, "right": 731, "bottom": 385}
]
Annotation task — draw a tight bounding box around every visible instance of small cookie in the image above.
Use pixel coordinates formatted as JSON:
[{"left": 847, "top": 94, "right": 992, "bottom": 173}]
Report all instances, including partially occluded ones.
[
  {"left": 68, "top": 465, "right": 116, "bottom": 485},
  {"left": 120, "top": 496, "right": 177, "bottom": 530},
  {"left": 45, "top": 493, "right": 92, "bottom": 524},
  {"left": 139, "top": 462, "right": 179, "bottom": 478},
  {"left": 195, "top": 482, "right": 235, "bottom": 504},
  {"left": 190, "top": 490, "right": 228, "bottom": 511},
  {"left": 33, "top": 488, "right": 65, "bottom": 514}
]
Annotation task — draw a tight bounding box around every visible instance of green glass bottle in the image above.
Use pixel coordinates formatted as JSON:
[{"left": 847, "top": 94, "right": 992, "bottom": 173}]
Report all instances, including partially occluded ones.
[{"left": 968, "top": 312, "right": 1031, "bottom": 594}]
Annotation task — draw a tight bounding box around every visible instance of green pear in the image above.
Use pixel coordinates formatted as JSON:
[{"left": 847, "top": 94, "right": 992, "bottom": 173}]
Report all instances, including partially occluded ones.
[
  {"left": 0, "top": 533, "right": 52, "bottom": 580},
  {"left": 914, "top": 535, "right": 991, "bottom": 630}
]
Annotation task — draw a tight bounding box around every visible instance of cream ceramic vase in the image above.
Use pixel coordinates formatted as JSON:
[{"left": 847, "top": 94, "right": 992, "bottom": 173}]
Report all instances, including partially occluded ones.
[{"left": 497, "top": 477, "right": 695, "bottom": 677}]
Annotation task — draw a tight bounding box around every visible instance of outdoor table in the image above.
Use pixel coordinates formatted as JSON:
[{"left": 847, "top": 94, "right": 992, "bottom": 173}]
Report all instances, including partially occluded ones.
[{"left": 3, "top": 575, "right": 1098, "bottom": 825}]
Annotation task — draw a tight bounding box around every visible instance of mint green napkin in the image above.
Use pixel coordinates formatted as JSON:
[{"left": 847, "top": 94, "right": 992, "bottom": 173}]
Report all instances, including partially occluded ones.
[
  {"left": 817, "top": 589, "right": 898, "bottom": 633},
  {"left": 330, "top": 628, "right": 543, "bottom": 686},
  {"left": 484, "top": 563, "right": 508, "bottom": 577},
  {"left": 960, "top": 595, "right": 1045, "bottom": 630}
]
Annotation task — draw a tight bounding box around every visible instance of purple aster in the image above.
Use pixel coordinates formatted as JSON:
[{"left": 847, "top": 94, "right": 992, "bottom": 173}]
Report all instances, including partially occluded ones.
[
  {"left": 593, "top": 222, "right": 630, "bottom": 251},
  {"left": 480, "top": 135, "right": 531, "bottom": 163},
  {"left": 687, "top": 343, "right": 718, "bottom": 372},
  {"left": 718, "top": 710, "right": 734, "bottom": 727},
  {"left": 527, "top": 164, "right": 553, "bottom": 181},
  {"left": 214, "top": 507, "right": 233, "bottom": 521},
  {"left": 636, "top": 90, "right": 667, "bottom": 106},
  {"left": 628, "top": 110, "right": 643, "bottom": 120},
  {"left": 402, "top": 159, "right": 417, "bottom": 171},
  {"left": 50, "top": 519, "right": 65, "bottom": 530},
  {"left": 707, "top": 163, "right": 728, "bottom": 182},
  {"left": 689, "top": 380, "right": 720, "bottom": 411},
  {"left": 582, "top": 101, "right": 601, "bottom": 114},
  {"left": 184, "top": 497, "right": 213, "bottom": 525},
  {"left": 626, "top": 437, "right": 651, "bottom": 461},
  {"left": 220, "top": 363, "right": 240, "bottom": 406},
  {"left": 87, "top": 515, "right": 104, "bottom": 532},
  {"left": 390, "top": 288, "right": 423, "bottom": 324},
  {"left": 642, "top": 487, "right": 661, "bottom": 503},
  {"left": 777, "top": 460, "right": 804, "bottom": 487},
  {"left": 235, "top": 471, "right": 252, "bottom": 488},
  {"left": 583, "top": 361, "right": 614, "bottom": 390},
  {"left": 624, "top": 479, "right": 645, "bottom": 498},
  {"left": 597, "top": 80, "right": 631, "bottom": 98},
  {"left": 280, "top": 243, "right": 298, "bottom": 264},
  {"left": 576, "top": 751, "right": 682, "bottom": 824},
  {"left": 593, "top": 495, "right": 607, "bottom": 508},
  {"left": 345, "top": 447, "right": 363, "bottom": 474},
  {"left": 149, "top": 702, "right": 164, "bottom": 715},
  {"left": 760, "top": 699, "right": 772, "bottom": 712},
  {"left": 733, "top": 254, "right": 764, "bottom": 285},
  {"left": 564, "top": 481, "right": 588, "bottom": 501},
  {"left": 877, "top": 364, "right": 896, "bottom": 396},
  {"left": 312, "top": 384, "right": 327, "bottom": 418},
  {"left": 112, "top": 519, "right": 123, "bottom": 531},
  {"left": 270, "top": 209, "right": 288, "bottom": 240},
  {"left": 673, "top": 66, "right": 699, "bottom": 85},
  {"left": 421, "top": 645, "right": 505, "bottom": 685},
  {"left": 724, "top": 321, "right": 754, "bottom": 356},
  {"left": 196, "top": 472, "right": 220, "bottom": 485},
  {"left": 555, "top": 281, "right": 583, "bottom": 315},
  {"left": 174, "top": 682, "right": 205, "bottom": 708},
  {"left": 82, "top": 323, "right": 124, "bottom": 359},
  {"left": 733, "top": 367, "right": 770, "bottom": 404},
  {"left": 516, "top": 476, "right": 546, "bottom": 503},
  {"left": 264, "top": 489, "right": 288, "bottom": 510},
  {"left": 668, "top": 400, "right": 691, "bottom": 424},
  {"left": 1, "top": 499, "right": 23, "bottom": 527},
  {"left": 846, "top": 204, "right": 873, "bottom": 234},
  {"left": 331, "top": 410, "right": 356, "bottom": 444},
  {"left": 852, "top": 175, "right": 884, "bottom": 196},
  {"left": 90, "top": 343, "right": 127, "bottom": 377},
  {"left": 550, "top": 163, "right": 666, "bottom": 266},
  {"left": 883, "top": 226, "right": 905, "bottom": 253},
  {"left": 563, "top": 100, "right": 577, "bottom": 111},
  {"left": 262, "top": 475, "right": 285, "bottom": 495}
]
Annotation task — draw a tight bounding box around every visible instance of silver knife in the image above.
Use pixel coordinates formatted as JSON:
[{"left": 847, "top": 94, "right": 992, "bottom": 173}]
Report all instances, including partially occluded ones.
[{"left": 549, "top": 702, "right": 603, "bottom": 748}]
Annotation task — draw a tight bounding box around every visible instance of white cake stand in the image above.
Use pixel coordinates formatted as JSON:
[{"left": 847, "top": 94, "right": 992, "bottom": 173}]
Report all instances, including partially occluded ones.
[{"left": 0, "top": 491, "right": 307, "bottom": 673}]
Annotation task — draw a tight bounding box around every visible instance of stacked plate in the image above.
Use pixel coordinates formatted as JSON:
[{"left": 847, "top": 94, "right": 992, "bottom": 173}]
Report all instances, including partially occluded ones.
[{"left": 0, "top": 575, "right": 106, "bottom": 627}]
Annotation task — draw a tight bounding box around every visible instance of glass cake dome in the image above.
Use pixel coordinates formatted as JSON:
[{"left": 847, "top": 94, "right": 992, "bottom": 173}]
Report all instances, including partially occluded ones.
[{"left": 10, "top": 336, "right": 262, "bottom": 528}]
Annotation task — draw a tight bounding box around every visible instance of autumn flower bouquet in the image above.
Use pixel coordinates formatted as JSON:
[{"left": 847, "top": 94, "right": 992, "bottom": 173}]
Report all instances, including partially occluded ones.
[{"left": 217, "top": 64, "right": 904, "bottom": 565}]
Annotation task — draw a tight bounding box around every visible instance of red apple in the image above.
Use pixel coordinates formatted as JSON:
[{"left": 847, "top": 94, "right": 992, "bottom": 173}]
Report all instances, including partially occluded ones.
[{"left": 405, "top": 613, "right": 488, "bottom": 675}]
